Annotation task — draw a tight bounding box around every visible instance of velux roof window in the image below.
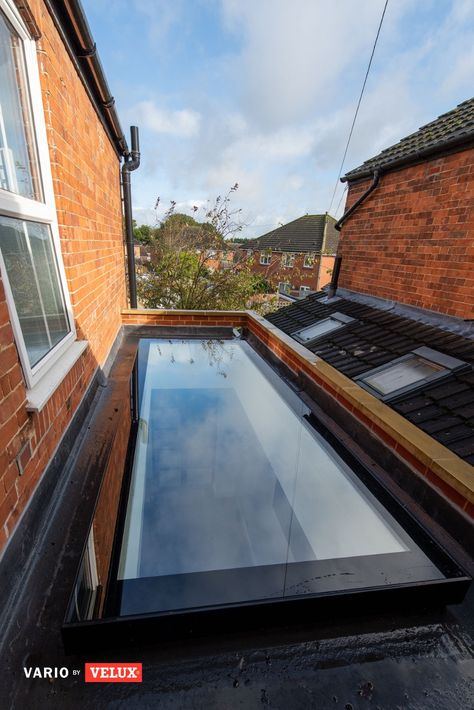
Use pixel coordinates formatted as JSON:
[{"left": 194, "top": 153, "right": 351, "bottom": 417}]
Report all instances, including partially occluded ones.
[
  {"left": 356, "top": 346, "right": 468, "bottom": 401},
  {"left": 292, "top": 312, "right": 355, "bottom": 344}
]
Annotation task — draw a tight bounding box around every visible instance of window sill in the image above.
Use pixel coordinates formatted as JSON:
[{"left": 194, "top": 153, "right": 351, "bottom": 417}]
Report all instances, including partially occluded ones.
[{"left": 26, "top": 341, "right": 89, "bottom": 413}]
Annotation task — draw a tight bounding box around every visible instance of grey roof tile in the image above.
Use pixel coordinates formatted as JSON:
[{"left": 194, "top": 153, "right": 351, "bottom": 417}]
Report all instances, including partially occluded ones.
[
  {"left": 247, "top": 214, "right": 339, "bottom": 254},
  {"left": 344, "top": 97, "right": 474, "bottom": 181},
  {"left": 266, "top": 291, "right": 474, "bottom": 464}
]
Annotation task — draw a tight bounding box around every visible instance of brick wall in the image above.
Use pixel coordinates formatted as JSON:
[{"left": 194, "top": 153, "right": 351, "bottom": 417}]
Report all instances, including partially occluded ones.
[
  {"left": 247, "top": 250, "right": 335, "bottom": 293},
  {"left": 338, "top": 149, "right": 474, "bottom": 319},
  {"left": 0, "top": 0, "right": 126, "bottom": 553}
]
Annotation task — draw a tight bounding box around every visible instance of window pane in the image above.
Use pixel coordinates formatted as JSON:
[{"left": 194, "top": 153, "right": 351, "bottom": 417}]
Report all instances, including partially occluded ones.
[
  {"left": 0, "top": 216, "right": 70, "bottom": 368},
  {"left": 364, "top": 356, "right": 444, "bottom": 395},
  {"left": 0, "top": 12, "right": 41, "bottom": 200},
  {"left": 294, "top": 318, "right": 342, "bottom": 342}
]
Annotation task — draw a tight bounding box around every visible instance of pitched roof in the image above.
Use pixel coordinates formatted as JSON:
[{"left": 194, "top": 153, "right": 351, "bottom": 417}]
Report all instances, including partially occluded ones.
[
  {"left": 344, "top": 97, "right": 474, "bottom": 181},
  {"left": 267, "top": 292, "right": 474, "bottom": 465},
  {"left": 248, "top": 214, "right": 339, "bottom": 254}
]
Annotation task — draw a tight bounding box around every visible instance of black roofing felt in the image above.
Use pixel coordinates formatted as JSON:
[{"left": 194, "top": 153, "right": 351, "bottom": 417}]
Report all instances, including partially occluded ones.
[
  {"left": 344, "top": 97, "right": 474, "bottom": 181},
  {"left": 267, "top": 292, "right": 474, "bottom": 465},
  {"left": 248, "top": 215, "right": 339, "bottom": 254}
]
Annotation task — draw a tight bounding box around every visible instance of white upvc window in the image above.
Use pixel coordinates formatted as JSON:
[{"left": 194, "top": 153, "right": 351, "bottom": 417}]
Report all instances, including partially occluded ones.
[
  {"left": 282, "top": 252, "right": 295, "bottom": 268},
  {"left": 0, "top": 0, "right": 76, "bottom": 390},
  {"left": 303, "top": 253, "right": 316, "bottom": 269},
  {"left": 260, "top": 250, "right": 271, "bottom": 266}
]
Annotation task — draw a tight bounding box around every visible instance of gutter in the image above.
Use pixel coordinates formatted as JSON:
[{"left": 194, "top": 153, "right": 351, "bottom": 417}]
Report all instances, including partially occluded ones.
[
  {"left": 44, "top": 0, "right": 127, "bottom": 156},
  {"left": 341, "top": 132, "right": 474, "bottom": 184}
]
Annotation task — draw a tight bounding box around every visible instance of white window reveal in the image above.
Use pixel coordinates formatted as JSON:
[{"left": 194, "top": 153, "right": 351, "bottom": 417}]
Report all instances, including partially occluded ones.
[
  {"left": 260, "top": 250, "right": 271, "bottom": 265},
  {"left": 356, "top": 347, "right": 468, "bottom": 401},
  {"left": 292, "top": 312, "right": 355, "bottom": 344},
  {"left": 299, "top": 286, "right": 311, "bottom": 297},
  {"left": 0, "top": 1, "right": 79, "bottom": 400},
  {"left": 282, "top": 252, "right": 295, "bottom": 268}
]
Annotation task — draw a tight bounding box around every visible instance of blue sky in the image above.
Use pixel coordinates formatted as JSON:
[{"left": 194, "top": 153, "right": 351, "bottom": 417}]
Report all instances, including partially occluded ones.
[{"left": 82, "top": 0, "right": 474, "bottom": 237}]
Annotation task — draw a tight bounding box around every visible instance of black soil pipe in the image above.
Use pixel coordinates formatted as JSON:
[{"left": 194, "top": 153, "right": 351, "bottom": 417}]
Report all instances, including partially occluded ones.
[
  {"left": 122, "top": 127, "right": 141, "bottom": 308},
  {"left": 334, "top": 169, "right": 380, "bottom": 231},
  {"left": 327, "top": 256, "right": 342, "bottom": 299}
]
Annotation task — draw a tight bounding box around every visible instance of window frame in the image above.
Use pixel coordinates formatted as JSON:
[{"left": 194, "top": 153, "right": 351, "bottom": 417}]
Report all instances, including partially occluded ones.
[
  {"left": 278, "top": 281, "right": 291, "bottom": 295},
  {"left": 259, "top": 250, "right": 271, "bottom": 266},
  {"left": 355, "top": 347, "right": 469, "bottom": 402},
  {"left": 292, "top": 312, "right": 355, "bottom": 345},
  {"left": 0, "top": 0, "right": 76, "bottom": 389},
  {"left": 281, "top": 252, "right": 295, "bottom": 268},
  {"left": 303, "top": 253, "right": 316, "bottom": 269}
]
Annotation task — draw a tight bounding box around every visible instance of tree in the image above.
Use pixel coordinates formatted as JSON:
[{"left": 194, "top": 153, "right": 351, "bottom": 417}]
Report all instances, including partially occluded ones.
[
  {"left": 132, "top": 220, "right": 155, "bottom": 245},
  {"left": 136, "top": 186, "right": 274, "bottom": 311}
]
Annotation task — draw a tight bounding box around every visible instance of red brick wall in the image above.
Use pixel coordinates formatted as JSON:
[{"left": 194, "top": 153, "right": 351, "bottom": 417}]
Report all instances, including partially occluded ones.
[
  {"left": 0, "top": 0, "right": 126, "bottom": 553},
  {"left": 247, "top": 250, "right": 335, "bottom": 292},
  {"left": 338, "top": 150, "right": 474, "bottom": 319}
]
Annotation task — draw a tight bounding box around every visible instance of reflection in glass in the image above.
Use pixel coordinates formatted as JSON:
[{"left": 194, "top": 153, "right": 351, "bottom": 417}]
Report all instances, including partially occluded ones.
[
  {"left": 0, "top": 11, "right": 42, "bottom": 200},
  {"left": 0, "top": 215, "right": 70, "bottom": 367},
  {"left": 115, "top": 339, "right": 426, "bottom": 614}
]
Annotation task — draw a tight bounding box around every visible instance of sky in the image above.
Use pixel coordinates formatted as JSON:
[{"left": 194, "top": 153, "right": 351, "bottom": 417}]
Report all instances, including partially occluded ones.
[{"left": 82, "top": 0, "right": 474, "bottom": 238}]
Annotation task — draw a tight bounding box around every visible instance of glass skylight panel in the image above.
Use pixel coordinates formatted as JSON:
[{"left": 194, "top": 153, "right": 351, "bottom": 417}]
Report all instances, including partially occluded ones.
[
  {"left": 358, "top": 347, "right": 467, "bottom": 400},
  {"left": 293, "top": 312, "right": 354, "bottom": 343},
  {"left": 63, "top": 338, "right": 469, "bottom": 649},
  {"left": 364, "top": 355, "right": 444, "bottom": 395}
]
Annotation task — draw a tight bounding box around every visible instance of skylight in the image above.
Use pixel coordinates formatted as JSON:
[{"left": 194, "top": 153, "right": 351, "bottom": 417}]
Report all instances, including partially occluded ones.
[
  {"left": 293, "top": 312, "right": 355, "bottom": 344},
  {"left": 356, "top": 347, "right": 468, "bottom": 401}
]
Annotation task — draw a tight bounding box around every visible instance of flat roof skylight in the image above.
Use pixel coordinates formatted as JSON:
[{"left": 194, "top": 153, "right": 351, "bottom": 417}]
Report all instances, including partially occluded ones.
[
  {"left": 356, "top": 346, "right": 468, "bottom": 401},
  {"left": 63, "top": 337, "right": 469, "bottom": 651},
  {"left": 293, "top": 312, "right": 355, "bottom": 344}
]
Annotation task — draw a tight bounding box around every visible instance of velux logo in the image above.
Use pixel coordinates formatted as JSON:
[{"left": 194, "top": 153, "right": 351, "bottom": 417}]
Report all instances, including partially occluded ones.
[{"left": 85, "top": 663, "right": 142, "bottom": 683}]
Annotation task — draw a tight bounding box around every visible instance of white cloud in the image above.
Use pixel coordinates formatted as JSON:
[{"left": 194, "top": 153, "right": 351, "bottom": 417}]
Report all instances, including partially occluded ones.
[
  {"left": 125, "top": 0, "right": 474, "bottom": 235},
  {"left": 134, "top": 100, "right": 201, "bottom": 137}
]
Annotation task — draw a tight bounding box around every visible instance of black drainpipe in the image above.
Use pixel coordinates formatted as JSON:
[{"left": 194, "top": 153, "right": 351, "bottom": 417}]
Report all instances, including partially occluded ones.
[
  {"left": 122, "top": 126, "right": 141, "bottom": 308},
  {"left": 334, "top": 168, "right": 380, "bottom": 232}
]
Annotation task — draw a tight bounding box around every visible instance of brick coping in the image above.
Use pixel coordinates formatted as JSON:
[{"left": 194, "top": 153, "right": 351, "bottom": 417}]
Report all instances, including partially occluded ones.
[{"left": 121, "top": 309, "right": 474, "bottom": 512}]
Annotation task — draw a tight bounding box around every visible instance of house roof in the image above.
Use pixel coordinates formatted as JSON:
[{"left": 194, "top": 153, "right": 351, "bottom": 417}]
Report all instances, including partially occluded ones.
[
  {"left": 343, "top": 97, "right": 474, "bottom": 182},
  {"left": 267, "top": 292, "right": 474, "bottom": 465},
  {"left": 248, "top": 215, "right": 339, "bottom": 254}
]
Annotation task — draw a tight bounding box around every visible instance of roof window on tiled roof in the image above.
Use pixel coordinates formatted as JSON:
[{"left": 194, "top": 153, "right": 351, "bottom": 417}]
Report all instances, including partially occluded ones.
[
  {"left": 292, "top": 312, "right": 355, "bottom": 345},
  {"left": 355, "top": 346, "right": 469, "bottom": 402}
]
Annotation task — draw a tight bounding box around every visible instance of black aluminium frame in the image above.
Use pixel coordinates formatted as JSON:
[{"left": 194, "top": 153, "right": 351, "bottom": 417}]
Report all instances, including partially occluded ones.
[{"left": 61, "top": 333, "right": 471, "bottom": 654}]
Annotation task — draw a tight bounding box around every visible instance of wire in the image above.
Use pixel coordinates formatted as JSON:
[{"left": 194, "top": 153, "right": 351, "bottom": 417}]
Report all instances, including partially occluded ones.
[
  {"left": 335, "top": 184, "right": 348, "bottom": 217},
  {"left": 328, "top": 0, "right": 389, "bottom": 215}
]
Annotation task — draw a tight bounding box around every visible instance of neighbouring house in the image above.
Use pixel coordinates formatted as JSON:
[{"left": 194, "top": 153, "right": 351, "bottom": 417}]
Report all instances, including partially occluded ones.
[
  {"left": 205, "top": 241, "right": 242, "bottom": 271},
  {"left": 244, "top": 214, "right": 339, "bottom": 298},
  {"left": 0, "top": 0, "right": 130, "bottom": 554},
  {"left": 134, "top": 241, "right": 152, "bottom": 272}
]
